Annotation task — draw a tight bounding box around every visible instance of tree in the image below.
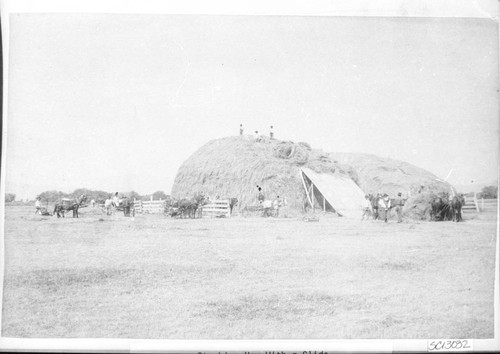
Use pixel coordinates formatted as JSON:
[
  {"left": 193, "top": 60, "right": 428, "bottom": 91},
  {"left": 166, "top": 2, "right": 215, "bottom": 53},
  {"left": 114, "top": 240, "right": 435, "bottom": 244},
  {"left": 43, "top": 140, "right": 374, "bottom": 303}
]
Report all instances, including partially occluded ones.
[
  {"left": 5, "top": 193, "right": 16, "bottom": 203},
  {"left": 128, "top": 191, "right": 142, "bottom": 201},
  {"left": 152, "top": 190, "right": 169, "bottom": 200},
  {"left": 38, "top": 190, "right": 67, "bottom": 202},
  {"left": 479, "top": 185, "right": 498, "bottom": 199}
]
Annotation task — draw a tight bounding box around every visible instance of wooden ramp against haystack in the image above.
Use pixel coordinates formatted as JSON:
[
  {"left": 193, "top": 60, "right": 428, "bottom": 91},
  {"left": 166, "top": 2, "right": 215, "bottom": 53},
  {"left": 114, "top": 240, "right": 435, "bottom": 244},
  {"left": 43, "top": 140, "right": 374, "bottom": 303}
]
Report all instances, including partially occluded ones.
[{"left": 300, "top": 167, "right": 366, "bottom": 218}]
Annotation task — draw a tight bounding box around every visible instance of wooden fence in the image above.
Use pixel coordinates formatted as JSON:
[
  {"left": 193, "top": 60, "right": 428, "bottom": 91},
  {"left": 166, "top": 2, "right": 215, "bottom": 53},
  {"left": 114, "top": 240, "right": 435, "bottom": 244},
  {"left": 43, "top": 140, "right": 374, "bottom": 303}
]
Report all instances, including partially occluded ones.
[
  {"left": 133, "top": 198, "right": 165, "bottom": 214},
  {"left": 463, "top": 196, "right": 498, "bottom": 213},
  {"left": 201, "top": 199, "right": 231, "bottom": 218},
  {"left": 479, "top": 198, "right": 498, "bottom": 212},
  {"left": 462, "top": 197, "right": 479, "bottom": 213}
]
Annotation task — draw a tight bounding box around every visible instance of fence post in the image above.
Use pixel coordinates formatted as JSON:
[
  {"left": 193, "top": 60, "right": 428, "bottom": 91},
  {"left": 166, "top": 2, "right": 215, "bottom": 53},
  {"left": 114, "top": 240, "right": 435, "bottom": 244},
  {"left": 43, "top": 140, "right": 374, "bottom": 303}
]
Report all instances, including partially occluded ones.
[
  {"left": 481, "top": 197, "right": 484, "bottom": 211},
  {"left": 473, "top": 193, "right": 480, "bottom": 213}
]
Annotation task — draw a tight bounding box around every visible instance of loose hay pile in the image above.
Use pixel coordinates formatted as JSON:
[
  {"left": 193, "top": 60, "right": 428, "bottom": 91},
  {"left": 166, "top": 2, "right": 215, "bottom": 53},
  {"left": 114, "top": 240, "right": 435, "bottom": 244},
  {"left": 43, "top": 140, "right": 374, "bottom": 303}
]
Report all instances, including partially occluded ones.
[
  {"left": 328, "top": 152, "right": 454, "bottom": 196},
  {"left": 328, "top": 152, "right": 455, "bottom": 220},
  {"left": 171, "top": 136, "right": 455, "bottom": 219},
  {"left": 172, "top": 136, "right": 351, "bottom": 217}
]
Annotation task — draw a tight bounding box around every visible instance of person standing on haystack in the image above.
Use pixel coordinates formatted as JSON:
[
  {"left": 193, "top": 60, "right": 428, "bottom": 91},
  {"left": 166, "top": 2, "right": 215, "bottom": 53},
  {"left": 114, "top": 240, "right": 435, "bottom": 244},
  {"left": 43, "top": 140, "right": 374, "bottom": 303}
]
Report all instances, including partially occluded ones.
[
  {"left": 269, "top": 125, "right": 274, "bottom": 139},
  {"left": 394, "top": 192, "right": 405, "bottom": 223},
  {"left": 239, "top": 124, "right": 244, "bottom": 136},
  {"left": 254, "top": 130, "right": 259, "bottom": 140}
]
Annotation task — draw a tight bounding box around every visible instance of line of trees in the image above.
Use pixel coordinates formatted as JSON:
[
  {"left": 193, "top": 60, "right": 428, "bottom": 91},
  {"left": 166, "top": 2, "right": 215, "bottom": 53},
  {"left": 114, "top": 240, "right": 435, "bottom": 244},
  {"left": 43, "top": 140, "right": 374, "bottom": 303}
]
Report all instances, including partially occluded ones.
[
  {"left": 478, "top": 185, "right": 498, "bottom": 199},
  {"left": 5, "top": 193, "right": 16, "bottom": 203},
  {"left": 35, "top": 189, "right": 170, "bottom": 203}
]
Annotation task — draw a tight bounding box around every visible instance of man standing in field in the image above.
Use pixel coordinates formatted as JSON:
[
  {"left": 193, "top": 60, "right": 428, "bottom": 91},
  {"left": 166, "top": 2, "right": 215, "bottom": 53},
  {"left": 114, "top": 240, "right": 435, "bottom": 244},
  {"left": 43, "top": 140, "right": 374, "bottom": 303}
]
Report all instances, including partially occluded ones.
[
  {"left": 394, "top": 192, "right": 405, "bottom": 223},
  {"left": 35, "top": 197, "right": 42, "bottom": 214},
  {"left": 273, "top": 195, "right": 282, "bottom": 217},
  {"left": 361, "top": 195, "right": 372, "bottom": 221},
  {"left": 372, "top": 193, "right": 380, "bottom": 220},
  {"left": 256, "top": 185, "right": 264, "bottom": 205},
  {"left": 379, "top": 194, "right": 391, "bottom": 223},
  {"left": 239, "top": 123, "right": 244, "bottom": 136},
  {"left": 122, "top": 196, "right": 131, "bottom": 217},
  {"left": 104, "top": 196, "right": 113, "bottom": 216},
  {"left": 112, "top": 192, "right": 120, "bottom": 210}
]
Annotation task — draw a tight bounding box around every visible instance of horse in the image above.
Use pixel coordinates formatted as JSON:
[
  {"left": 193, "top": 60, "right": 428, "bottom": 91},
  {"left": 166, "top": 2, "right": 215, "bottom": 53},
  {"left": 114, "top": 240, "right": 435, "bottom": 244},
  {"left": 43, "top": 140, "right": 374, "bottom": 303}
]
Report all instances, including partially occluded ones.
[
  {"left": 451, "top": 194, "right": 465, "bottom": 222},
  {"left": 54, "top": 194, "right": 87, "bottom": 218},
  {"left": 229, "top": 197, "right": 238, "bottom": 215},
  {"left": 177, "top": 194, "right": 207, "bottom": 219},
  {"left": 166, "top": 200, "right": 183, "bottom": 218},
  {"left": 430, "top": 196, "right": 452, "bottom": 221}
]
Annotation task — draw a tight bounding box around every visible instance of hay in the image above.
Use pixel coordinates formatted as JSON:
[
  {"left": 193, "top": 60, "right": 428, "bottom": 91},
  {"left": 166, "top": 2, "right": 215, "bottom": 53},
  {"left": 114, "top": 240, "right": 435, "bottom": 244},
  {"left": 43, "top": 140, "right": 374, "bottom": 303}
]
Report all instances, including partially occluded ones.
[
  {"left": 403, "top": 192, "right": 435, "bottom": 220},
  {"left": 171, "top": 137, "right": 455, "bottom": 219},
  {"left": 171, "top": 136, "right": 348, "bottom": 217},
  {"left": 328, "top": 152, "right": 455, "bottom": 219},
  {"left": 328, "top": 152, "right": 454, "bottom": 197}
]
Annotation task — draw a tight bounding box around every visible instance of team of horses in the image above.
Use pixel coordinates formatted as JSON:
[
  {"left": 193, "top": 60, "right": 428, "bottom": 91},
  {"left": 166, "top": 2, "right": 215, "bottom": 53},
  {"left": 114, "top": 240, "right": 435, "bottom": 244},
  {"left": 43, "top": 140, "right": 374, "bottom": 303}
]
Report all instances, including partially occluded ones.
[
  {"left": 430, "top": 194, "right": 466, "bottom": 222},
  {"left": 367, "top": 193, "right": 466, "bottom": 222},
  {"left": 166, "top": 195, "right": 238, "bottom": 219},
  {"left": 50, "top": 192, "right": 466, "bottom": 222},
  {"left": 50, "top": 193, "right": 237, "bottom": 220}
]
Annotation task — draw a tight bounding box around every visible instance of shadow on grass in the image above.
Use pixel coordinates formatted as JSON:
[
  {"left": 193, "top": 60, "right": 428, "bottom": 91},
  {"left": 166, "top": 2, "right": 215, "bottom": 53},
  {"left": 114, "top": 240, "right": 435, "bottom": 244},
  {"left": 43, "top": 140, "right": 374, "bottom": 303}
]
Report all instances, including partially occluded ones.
[
  {"left": 6, "top": 268, "right": 139, "bottom": 293},
  {"left": 379, "top": 261, "right": 418, "bottom": 271},
  {"left": 196, "top": 292, "right": 372, "bottom": 321}
]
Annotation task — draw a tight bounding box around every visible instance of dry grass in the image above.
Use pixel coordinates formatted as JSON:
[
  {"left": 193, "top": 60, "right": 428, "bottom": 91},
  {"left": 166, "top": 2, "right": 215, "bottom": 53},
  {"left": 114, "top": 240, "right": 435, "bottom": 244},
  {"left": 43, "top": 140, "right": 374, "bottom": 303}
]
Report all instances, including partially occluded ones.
[{"left": 2, "top": 205, "right": 496, "bottom": 339}]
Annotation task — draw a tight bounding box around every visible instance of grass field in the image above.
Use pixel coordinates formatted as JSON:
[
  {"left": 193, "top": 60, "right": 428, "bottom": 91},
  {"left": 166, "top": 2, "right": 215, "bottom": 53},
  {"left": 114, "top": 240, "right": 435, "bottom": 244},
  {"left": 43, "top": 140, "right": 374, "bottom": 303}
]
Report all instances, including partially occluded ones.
[{"left": 1, "top": 205, "right": 497, "bottom": 339}]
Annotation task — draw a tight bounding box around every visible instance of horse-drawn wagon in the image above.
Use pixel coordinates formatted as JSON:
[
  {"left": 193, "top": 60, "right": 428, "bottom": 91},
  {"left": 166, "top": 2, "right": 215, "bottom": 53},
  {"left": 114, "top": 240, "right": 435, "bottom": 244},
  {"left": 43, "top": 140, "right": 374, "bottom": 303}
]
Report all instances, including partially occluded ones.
[{"left": 242, "top": 200, "right": 277, "bottom": 217}]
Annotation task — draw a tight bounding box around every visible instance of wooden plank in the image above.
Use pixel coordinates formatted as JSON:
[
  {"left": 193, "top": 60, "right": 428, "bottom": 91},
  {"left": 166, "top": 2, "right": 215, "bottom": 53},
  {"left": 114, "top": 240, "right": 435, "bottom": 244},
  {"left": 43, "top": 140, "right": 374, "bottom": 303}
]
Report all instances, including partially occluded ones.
[{"left": 202, "top": 201, "right": 230, "bottom": 218}]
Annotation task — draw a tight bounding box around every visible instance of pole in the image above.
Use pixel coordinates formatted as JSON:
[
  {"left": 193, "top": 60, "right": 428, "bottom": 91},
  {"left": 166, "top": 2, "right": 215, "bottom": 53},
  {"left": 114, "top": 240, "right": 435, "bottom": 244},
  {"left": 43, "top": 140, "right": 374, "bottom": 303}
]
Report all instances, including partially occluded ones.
[
  {"left": 474, "top": 192, "right": 480, "bottom": 213},
  {"left": 300, "top": 170, "right": 313, "bottom": 208},
  {"left": 311, "top": 184, "right": 315, "bottom": 213}
]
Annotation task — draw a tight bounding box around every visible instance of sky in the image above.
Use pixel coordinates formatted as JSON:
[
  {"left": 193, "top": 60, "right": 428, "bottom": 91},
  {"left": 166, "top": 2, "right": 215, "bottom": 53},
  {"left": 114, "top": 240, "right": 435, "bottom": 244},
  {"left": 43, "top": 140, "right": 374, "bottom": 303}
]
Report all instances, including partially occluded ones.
[{"left": 3, "top": 12, "right": 499, "bottom": 200}]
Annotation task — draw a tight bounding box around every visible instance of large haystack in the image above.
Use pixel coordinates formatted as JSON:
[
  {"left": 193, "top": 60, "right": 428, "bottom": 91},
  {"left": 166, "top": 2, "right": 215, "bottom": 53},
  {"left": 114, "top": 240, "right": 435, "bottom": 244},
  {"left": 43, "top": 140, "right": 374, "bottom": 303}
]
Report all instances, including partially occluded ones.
[
  {"left": 172, "top": 136, "right": 455, "bottom": 219},
  {"left": 171, "top": 136, "right": 352, "bottom": 216},
  {"left": 328, "top": 152, "right": 454, "bottom": 197},
  {"left": 328, "top": 152, "right": 455, "bottom": 220}
]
